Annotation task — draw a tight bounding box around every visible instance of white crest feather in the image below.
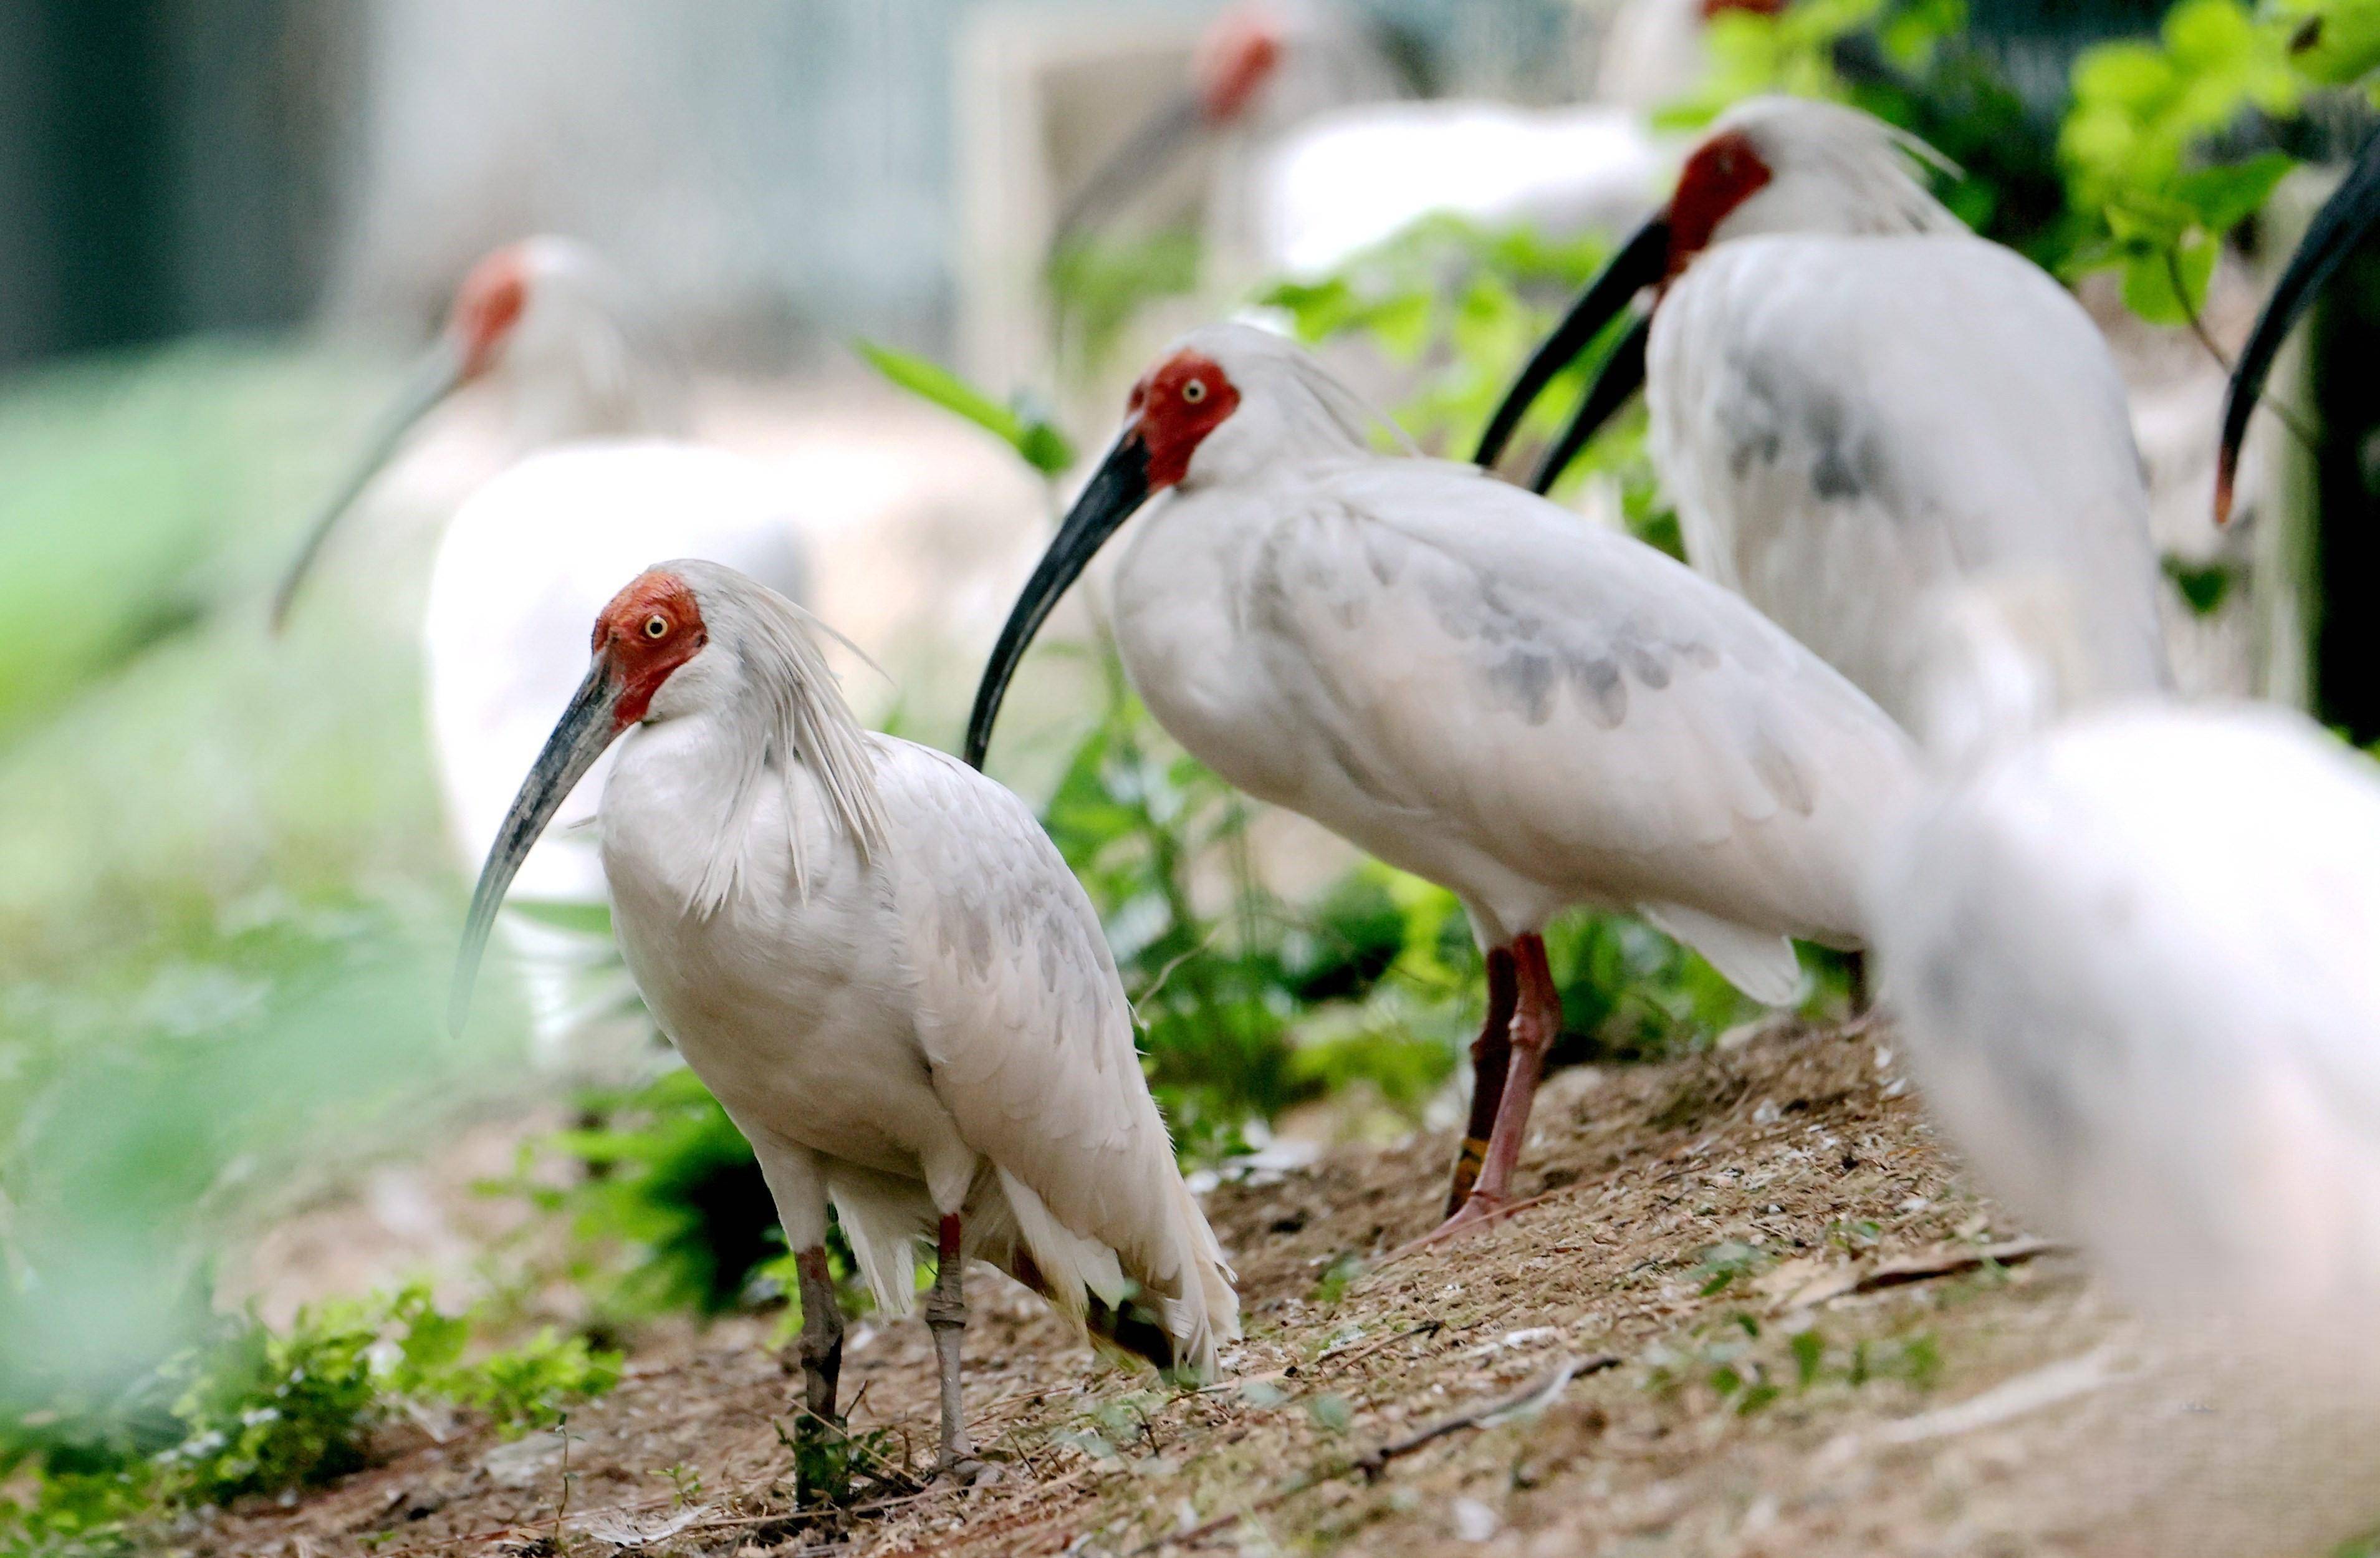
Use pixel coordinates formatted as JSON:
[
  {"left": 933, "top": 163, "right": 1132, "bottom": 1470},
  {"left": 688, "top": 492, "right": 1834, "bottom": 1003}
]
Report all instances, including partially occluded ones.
[{"left": 663, "top": 559, "right": 891, "bottom": 912}]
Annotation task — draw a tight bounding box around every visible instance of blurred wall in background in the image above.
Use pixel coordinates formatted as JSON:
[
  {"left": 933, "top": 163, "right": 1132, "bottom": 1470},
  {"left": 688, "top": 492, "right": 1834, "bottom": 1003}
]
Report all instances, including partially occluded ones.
[{"left": 0, "top": 0, "right": 1596, "bottom": 375}]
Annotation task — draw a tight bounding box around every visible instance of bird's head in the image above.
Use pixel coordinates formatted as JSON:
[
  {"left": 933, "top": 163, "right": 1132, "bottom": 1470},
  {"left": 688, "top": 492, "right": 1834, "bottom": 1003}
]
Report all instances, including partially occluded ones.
[
  {"left": 1472, "top": 98, "right": 1964, "bottom": 488},
  {"left": 448, "top": 566, "right": 713, "bottom": 1030},
  {"left": 964, "top": 323, "right": 1401, "bottom": 770},
  {"left": 1192, "top": 4, "right": 1288, "bottom": 126},
  {"left": 271, "top": 236, "right": 641, "bottom": 630},
  {"left": 1045, "top": 2, "right": 1301, "bottom": 252},
  {"left": 449, "top": 560, "right": 885, "bottom": 1033}
]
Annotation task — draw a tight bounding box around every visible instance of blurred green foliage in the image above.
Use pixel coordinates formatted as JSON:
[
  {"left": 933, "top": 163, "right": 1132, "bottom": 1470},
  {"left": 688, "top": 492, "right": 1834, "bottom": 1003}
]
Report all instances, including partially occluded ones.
[
  {"left": 1, "top": 1284, "right": 617, "bottom": 1554},
  {"left": 1691, "top": 0, "right": 2379, "bottom": 325}
]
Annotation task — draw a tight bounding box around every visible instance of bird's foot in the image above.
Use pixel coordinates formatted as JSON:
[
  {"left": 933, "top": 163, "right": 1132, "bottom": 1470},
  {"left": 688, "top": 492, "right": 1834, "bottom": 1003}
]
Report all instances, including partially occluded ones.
[
  {"left": 1387, "top": 1188, "right": 1560, "bottom": 1262},
  {"left": 933, "top": 1451, "right": 998, "bottom": 1488}
]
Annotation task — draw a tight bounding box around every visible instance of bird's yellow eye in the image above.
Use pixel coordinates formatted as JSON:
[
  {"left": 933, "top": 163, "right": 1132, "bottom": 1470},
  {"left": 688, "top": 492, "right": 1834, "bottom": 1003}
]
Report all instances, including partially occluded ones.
[
  {"left": 643, "top": 614, "right": 669, "bottom": 639},
  {"left": 1182, "top": 379, "right": 1207, "bottom": 404}
]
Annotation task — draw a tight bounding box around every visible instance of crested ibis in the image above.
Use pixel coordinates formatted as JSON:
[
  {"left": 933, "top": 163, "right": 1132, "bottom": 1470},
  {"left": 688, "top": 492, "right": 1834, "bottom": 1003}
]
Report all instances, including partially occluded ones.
[
  {"left": 1053, "top": 1, "right": 1676, "bottom": 281},
  {"left": 454, "top": 561, "right": 1239, "bottom": 1472},
  {"left": 1477, "top": 97, "right": 2172, "bottom": 731},
  {"left": 1870, "top": 589, "right": 2380, "bottom": 1331},
  {"left": 276, "top": 236, "right": 812, "bottom": 1057},
  {"left": 965, "top": 322, "right": 1917, "bottom": 1237}
]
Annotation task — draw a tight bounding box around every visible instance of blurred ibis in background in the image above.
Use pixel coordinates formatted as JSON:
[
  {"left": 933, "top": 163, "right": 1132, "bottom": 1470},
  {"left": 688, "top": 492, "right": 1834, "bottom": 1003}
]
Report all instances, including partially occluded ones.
[
  {"left": 1052, "top": 0, "right": 1792, "bottom": 281},
  {"left": 965, "top": 322, "right": 1917, "bottom": 1240},
  {"left": 1477, "top": 97, "right": 2173, "bottom": 731},
  {"left": 1870, "top": 586, "right": 2380, "bottom": 1333},
  {"left": 275, "top": 237, "right": 812, "bottom": 1060},
  {"left": 453, "top": 561, "right": 1237, "bottom": 1472}
]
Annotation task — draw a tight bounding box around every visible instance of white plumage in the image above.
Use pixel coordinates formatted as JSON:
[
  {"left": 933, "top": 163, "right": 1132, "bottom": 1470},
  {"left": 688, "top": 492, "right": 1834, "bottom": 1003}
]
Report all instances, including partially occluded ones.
[
  {"left": 1871, "top": 690, "right": 2380, "bottom": 1327},
  {"left": 968, "top": 322, "right": 1916, "bottom": 1238},
  {"left": 1650, "top": 231, "right": 2171, "bottom": 719},
  {"left": 1485, "top": 99, "right": 2172, "bottom": 731},
  {"left": 280, "top": 237, "right": 811, "bottom": 1055},
  {"left": 1240, "top": 102, "right": 1659, "bottom": 278},
  {"left": 457, "top": 561, "right": 1236, "bottom": 1471}
]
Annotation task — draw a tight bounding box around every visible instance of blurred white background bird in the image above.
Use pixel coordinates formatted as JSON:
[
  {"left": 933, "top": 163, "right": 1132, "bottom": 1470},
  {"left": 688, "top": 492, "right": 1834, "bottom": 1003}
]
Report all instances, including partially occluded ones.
[
  {"left": 1871, "top": 589, "right": 2380, "bottom": 1333},
  {"left": 453, "top": 560, "right": 1237, "bottom": 1474},
  {"left": 966, "top": 322, "right": 1917, "bottom": 1239},
  {"left": 276, "top": 236, "right": 813, "bottom": 1059},
  {"left": 1478, "top": 97, "right": 2174, "bottom": 731}
]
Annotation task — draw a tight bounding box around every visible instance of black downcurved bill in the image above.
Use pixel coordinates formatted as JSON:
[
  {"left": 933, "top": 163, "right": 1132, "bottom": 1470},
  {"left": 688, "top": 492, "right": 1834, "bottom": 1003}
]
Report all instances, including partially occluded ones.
[
  {"left": 2217, "top": 133, "right": 2380, "bottom": 524},
  {"left": 452, "top": 656, "right": 623, "bottom": 1035},
  {"left": 1529, "top": 311, "right": 1651, "bottom": 494},
  {"left": 272, "top": 337, "right": 468, "bottom": 630},
  {"left": 1473, "top": 213, "right": 1668, "bottom": 473},
  {"left": 964, "top": 432, "right": 1154, "bottom": 770}
]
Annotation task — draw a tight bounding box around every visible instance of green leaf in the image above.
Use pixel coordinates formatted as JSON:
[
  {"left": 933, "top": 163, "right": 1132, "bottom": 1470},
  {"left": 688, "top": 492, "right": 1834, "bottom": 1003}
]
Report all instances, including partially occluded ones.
[
  {"left": 852, "top": 341, "right": 1075, "bottom": 475},
  {"left": 2172, "top": 152, "right": 2295, "bottom": 230},
  {"left": 2120, "top": 235, "right": 2218, "bottom": 325}
]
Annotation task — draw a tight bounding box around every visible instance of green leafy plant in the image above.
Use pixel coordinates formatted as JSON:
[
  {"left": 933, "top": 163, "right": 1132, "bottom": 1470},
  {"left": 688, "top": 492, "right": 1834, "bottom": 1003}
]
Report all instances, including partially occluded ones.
[
  {"left": 2061, "top": 0, "right": 2303, "bottom": 323},
  {"left": 0, "top": 1286, "right": 617, "bottom": 1555}
]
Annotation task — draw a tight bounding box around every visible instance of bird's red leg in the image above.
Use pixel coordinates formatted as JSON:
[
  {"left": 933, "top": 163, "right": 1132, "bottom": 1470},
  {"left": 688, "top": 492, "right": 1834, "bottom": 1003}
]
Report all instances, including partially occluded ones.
[
  {"left": 1446, "top": 946, "right": 1520, "bottom": 1216},
  {"left": 794, "top": 1246, "right": 844, "bottom": 1426},
  {"left": 1409, "top": 932, "right": 1560, "bottom": 1246},
  {"left": 926, "top": 1213, "right": 992, "bottom": 1483}
]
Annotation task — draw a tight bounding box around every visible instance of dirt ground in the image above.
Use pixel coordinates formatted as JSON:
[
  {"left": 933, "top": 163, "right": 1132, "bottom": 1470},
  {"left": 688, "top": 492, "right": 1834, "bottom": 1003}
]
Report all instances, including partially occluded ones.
[{"left": 186, "top": 1020, "right": 2380, "bottom": 1558}]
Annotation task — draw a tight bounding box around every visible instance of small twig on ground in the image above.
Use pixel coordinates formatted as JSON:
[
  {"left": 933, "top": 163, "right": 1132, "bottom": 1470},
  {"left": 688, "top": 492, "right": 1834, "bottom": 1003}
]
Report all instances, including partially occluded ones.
[{"left": 1129, "top": 1354, "right": 1619, "bottom": 1555}]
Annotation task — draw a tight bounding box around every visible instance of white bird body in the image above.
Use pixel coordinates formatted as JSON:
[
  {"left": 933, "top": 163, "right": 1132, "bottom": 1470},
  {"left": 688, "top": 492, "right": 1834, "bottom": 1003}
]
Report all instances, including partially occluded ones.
[
  {"left": 426, "top": 442, "right": 809, "bottom": 906},
  {"left": 1486, "top": 99, "right": 2172, "bottom": 733},
  {"left": 602, "top": 716, "right": 1231, "bottom": 1360},
  {"left": 1872, "top": 697, "right": 2380, "bottom": 1322},
  {"left": 1651, "top": 230, "right": 2172, "bottom": 721},
  {"left": 456, "top": 562, "right": 1236, "bottom": 1462},
  {"left": 1111, "top": 448, "right": 1913, "bottom": 993},
  {"left": 969, "top": 322, "right": 1916, "bottom": 1238},
  {"left": 1240, "top": 102, "right": 1660, "bottom": 277}
]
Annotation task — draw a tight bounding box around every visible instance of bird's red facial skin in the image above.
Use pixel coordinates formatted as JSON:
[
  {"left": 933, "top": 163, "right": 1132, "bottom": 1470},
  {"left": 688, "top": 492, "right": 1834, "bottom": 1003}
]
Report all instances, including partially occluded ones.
[
  {"left": 1195, "top": 7, "right": 1284, "bottom": 124},
  {"left": 594, "top": 571, "right": 708, "bottom": 727},
  {"left": 451, "top": 248, "right": 530, "bottom": 378},
  {"left": 1699, "top": 0, "right": 1787, "bottom": 19},
  {"left": 1131, "top": 351, "right": 1241, "bottom": 489},
  {"left": 1666, "top": 130, "right": 1773, "bottom": 281}
]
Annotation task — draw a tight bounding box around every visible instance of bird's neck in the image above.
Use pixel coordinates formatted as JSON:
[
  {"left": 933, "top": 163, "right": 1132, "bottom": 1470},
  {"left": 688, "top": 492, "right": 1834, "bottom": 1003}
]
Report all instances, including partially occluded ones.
[{"left": 501, "top": 319, "right": 689, "bottom": 450}]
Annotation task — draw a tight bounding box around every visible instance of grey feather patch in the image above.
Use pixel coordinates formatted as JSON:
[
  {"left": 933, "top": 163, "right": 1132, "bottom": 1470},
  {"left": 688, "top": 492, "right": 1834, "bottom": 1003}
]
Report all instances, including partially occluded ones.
[{"left": 1749, "top": 724, "right": 1816, "bottom": 816}]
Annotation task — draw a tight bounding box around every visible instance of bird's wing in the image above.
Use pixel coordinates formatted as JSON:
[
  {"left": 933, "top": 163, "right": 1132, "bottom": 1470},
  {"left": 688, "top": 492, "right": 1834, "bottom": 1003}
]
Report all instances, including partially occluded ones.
[
  {"left": 1872, "top": 703, "right": 2380, "bottom": 1315},
  {"left": 1650, "top": 234, "right": 2169, "bottom": 711},
  {"left": 873, "top": 741, "right": 1233, "bottom": 1354},
  {"left": 1247, "top": 459, "right": 1915, "bottom": 945}
]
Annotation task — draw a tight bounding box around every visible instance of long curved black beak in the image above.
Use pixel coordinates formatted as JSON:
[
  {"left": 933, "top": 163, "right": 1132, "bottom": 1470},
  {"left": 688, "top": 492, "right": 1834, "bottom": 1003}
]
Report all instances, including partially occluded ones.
[
  {"left": 964, "top": 431, "right": 1154, "bottom": 769},
  {"left": 2217, "top": 133, "right": 2380, "bottom": 525},
  {"left": 1473, "top": 213, "right": 1669, "bottom": 473},
  {"left": 271, "top": 335, "right": 468, "bottom": 630},
  {"left": 452, "top": 654, "right": 623, "bottom": 1034},
  {"left": 1048, "top": 93, "right": 1207, "bottom": 259},
  {"left": 1528, "top": 312, "right": 1651, "bottom": 494}
]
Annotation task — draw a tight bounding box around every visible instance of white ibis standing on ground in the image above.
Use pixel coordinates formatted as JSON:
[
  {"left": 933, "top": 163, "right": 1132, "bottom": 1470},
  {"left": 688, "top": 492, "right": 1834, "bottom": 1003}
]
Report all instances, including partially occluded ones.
[
  {"left": 275, "top": 236, "right": 812, "bottom": 1059},
  {"left": 1868, "top": 589, "right": 2380, "bottom": 1330},
  {"left": 2215, "top": 128, "right": 2380, "bottom": 524},
  {"left": 1476, "top": 97, "right": 2172, "bottom": 731},
  {"left": 964, "top": 322, "right": 1917, "bottom": 1238},
  {"left": 453, "top": 560, "right": 1238, "bottom": 1474}
]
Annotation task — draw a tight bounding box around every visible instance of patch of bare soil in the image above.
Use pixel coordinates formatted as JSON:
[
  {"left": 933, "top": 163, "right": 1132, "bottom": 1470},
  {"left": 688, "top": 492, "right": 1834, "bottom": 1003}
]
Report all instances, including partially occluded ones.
[{"left": 191, "top": 1022, "right": 2380, "bottom": 1558}]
